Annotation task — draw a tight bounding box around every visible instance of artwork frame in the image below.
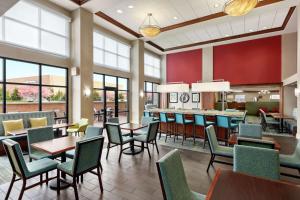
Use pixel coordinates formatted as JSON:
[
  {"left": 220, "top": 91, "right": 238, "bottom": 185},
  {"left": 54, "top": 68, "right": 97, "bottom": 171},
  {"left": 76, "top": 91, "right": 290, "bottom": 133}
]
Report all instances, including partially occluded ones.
[
  {"left": 192, "top": 93, "right": 200, "bottom": 103},
  {"left": 169, "top": 92, "right": 178, "bottom": 103}
]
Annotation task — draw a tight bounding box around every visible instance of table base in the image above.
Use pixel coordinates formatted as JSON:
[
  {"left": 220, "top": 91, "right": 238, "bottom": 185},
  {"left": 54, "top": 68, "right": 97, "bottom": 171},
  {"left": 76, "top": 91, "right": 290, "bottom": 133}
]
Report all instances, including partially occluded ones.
[
  {"left": 123, "top": 147, "right": 143, "bottom": 155},
  {"left": 49, "top": 179, "right": 70, "bottom": 190}
]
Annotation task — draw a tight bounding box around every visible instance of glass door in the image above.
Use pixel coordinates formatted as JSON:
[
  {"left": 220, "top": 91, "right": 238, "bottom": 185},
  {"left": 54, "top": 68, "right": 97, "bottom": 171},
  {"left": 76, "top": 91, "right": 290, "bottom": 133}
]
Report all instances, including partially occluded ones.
[{"left": 103, "top": 87, "right": 118, "bottom": 125}]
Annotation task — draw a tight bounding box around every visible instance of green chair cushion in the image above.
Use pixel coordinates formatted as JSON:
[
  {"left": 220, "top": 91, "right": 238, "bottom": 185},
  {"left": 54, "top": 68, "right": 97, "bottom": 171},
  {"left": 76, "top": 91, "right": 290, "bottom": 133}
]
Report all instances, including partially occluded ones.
[
  {"left": 122, "top": 136, "right": 133, "bottom": 143},
  {"left": 27, "top": 158, "right": 58, "bottom": 177},
  {"left": 133, "top": 135, "right": 147, "bottom": 142},
  {"left": 280, "top": 154, "right": 300, "bottom": 168},
  {"left": 134, "top": 127, "right": 148, "bottom": 135},
  {"left": 215, "top": 146, "right": 233, "bottom": 157},
  {"left": 230, "top": 123, "right": 238, "bottom": 128},
  {"left": 30, "top": 150, "right": 53, "bottom": 160},
  {"left": 57, "top": 160, "right": 74, "bottom": 175},
  {"left": 191, "top": 191, "right": 206, "bottom": 200},
  {"left": 66, "top": 149, "right": 75, "bottom": 159}
]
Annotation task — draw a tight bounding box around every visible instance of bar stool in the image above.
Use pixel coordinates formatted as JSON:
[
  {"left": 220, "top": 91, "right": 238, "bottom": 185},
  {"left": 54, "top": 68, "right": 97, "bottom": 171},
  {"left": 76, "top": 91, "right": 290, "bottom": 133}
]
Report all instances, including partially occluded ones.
[
  {"left": 144, "top": 111, "right": 160, "bottom": 121},
  {"left": 174, "top": 113, "right": 194, "bottom": 145},
  {"left": 194, "top": 114, "right": 215, "bottom": 148},
  {"left": 216, "top": 115, "right": 238, "bottom": 145},
  {"left": 159, "top": 112, "right": 175, "bottom": 142}
]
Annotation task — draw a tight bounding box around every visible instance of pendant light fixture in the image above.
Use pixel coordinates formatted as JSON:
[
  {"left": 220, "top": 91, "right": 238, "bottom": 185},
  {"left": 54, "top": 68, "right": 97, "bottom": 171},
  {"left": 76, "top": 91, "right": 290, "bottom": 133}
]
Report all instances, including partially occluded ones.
[
  {"left": 139, "top": 13, "right": 161, "bottom": 38},
  {"left": 224, "top": 0, "right": 259, "bottom": 16}
]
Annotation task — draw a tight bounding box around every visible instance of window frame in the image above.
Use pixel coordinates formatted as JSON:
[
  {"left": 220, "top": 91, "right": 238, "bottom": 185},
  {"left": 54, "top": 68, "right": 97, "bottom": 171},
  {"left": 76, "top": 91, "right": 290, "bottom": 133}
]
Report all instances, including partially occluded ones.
[
  {"left": 144, "top": 81, "right": 160, "bottom": 107},
  {"left": 144, "top": 53, "right": 161, "bottom": 78}
]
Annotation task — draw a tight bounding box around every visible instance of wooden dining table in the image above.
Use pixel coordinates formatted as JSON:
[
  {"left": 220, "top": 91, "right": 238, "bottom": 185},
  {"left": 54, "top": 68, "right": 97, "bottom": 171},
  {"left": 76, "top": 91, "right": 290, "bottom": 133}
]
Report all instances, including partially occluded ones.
[
  {"left": 120, "top": 123, "right": 147, "bottom": 155},
  {"left": 31, "top": 136, "right": 82, "bottom": 190},
  {"left": 206, "top": 169, "right": 300, "bottom": 200}
]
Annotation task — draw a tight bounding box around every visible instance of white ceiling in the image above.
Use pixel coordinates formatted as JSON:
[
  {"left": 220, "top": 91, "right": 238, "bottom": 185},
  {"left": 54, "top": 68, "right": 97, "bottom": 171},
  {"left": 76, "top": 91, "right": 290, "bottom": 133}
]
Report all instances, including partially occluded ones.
[{"left": 51, "top": 0, "right": 299, "bottom": 53}]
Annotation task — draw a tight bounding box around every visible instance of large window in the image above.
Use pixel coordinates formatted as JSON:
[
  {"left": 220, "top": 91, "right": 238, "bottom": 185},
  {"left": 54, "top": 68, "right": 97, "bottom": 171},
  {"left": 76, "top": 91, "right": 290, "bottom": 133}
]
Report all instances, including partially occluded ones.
[
  {"left": 144, "top": 53, "right": 161, "bottom": 78},
  {"left": 93, "top": 74, "right": 129, "bottom": 124},
  {"left": 0, "top": 0, "right": 70, "bottom": 56},
  {"left": 93, "top": 31, "right": 130, "bottom": 71},
  {"left": 144, "top": 82, "right": 160, "bottom": 107},
  {"left": 0, "top": 58, "right": 68, "bottom": 122}
]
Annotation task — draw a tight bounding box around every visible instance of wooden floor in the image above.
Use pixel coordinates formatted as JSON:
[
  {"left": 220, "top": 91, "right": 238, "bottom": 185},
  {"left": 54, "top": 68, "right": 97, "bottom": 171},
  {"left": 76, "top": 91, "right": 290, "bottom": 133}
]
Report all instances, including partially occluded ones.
[{"left": 1, "top": 137, "right": 300, "bottom": 200}]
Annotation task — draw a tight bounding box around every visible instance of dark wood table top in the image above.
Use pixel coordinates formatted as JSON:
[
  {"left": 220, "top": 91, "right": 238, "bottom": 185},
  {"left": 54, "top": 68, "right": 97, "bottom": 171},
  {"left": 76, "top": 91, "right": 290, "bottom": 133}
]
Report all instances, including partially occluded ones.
[
  {"left": 31, "top": 136, "right": 82, "bottom": 155},
  {"left": 228, "top": 134, "right": 281, "bottom": 150},
  {"left": 120, "top": 123, "right": 147, "bottom": 131},
  {"left": 206, "top": 170, "right": 300, "bottom": 200}
]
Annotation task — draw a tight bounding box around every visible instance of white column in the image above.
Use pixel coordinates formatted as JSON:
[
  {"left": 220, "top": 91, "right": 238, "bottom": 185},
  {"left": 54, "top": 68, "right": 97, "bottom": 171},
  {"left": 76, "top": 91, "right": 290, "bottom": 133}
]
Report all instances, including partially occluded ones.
[
  {"left": 160, "top": 54, "right": 168, "bottom": 108},
  {"left": 296, "top": 6, "right": 300, "bottom": 138}
]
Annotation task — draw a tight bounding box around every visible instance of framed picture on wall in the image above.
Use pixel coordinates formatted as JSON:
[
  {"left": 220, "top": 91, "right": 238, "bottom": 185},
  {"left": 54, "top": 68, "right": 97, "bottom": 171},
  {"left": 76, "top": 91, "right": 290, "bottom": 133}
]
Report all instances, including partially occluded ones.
[
  {"left": 169, "top": 93, "right": 178, "bottom": 103},
  {"left": 192, "top": 93, "right": 200, "bottom": 103}
]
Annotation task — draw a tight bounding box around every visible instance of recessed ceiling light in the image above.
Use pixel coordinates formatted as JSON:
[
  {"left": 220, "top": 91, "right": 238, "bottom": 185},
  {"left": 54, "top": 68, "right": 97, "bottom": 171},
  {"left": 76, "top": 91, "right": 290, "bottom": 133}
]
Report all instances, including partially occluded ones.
[
  {"left": 249, "top": 29, "right": 253, "bottom": 32},
  {"left": 214, "top": 3, "right": 219, "bottom": 8},
  {"left": 128, "top": 5, "right": 134, "bottom": 9},
  {"left": 117, "top": 9, "right": 123, "bottom": 14},
  {"left": 173, "top": 16, "right": 178, "bottom": 20}
]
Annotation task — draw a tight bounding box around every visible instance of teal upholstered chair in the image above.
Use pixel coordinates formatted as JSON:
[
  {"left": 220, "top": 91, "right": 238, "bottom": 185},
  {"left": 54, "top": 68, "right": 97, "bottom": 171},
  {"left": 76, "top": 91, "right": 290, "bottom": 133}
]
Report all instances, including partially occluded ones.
[
  {"left": 144, "top": 111, "right": 151, "bottom": 117},
  {"left": 3, "top": 139, "right": 57, "bottom": 200},
  {"left": 239, "top": 123, "right": 262, "bottom": 139},
  {"left": 216, "top": 115, "right": 238, "bottom": 145},
  {"left": 259, "top": 109, "right": 280, "bottom": 131},
  {"left": 57, "top": 136, "right": 104, "bottom": 199},
  {"left": 194, "top": 114, "right": 215, "bottom": 148},
  {"left": 159, "top": 112, "right": 175, "bottom": 142},
  {"left": 233, "top": 145, "right": 280, "bottom": 180},
  {"left": 106, "top": 122, "right": 133, "bottom": 162},
  {"left": 27, "top": 126, "right": 59, "bottom": 162},
  {"left": 133, "top": 121, "right": 160, "bottom": 158},
  {"left": 232, "top": 110, "right": 247, "bottom": 124},
  {"left": 134, "top": 116, "right": 154, "bottom": 135},
  {"left": 174, "top": 113, "right": 194, "bottom": 145},
  {"left": 205, "top": 125, "right": 233, "bottom": 172},
  {"left": 280, "top": 141, "right": 300, "bottom": 178},
  {"left": 156, "top": 149, "right": 206, "bottom": 200}
]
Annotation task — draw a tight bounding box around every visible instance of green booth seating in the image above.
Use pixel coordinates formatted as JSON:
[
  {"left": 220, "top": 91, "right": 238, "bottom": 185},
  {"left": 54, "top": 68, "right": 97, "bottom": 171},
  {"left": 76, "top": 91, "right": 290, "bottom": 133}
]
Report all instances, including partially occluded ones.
[
  {"left": 246, "top": 102, "right": 279, "bottom": 115},
  {"left": 233, "top": 145, "right": 280, "bottom": 180},
  {"left": 3, "top": 139, "right": 58, "bottom": 200},
  {"left": 57, "top": 136, "right": 104, "bottom": 200},
  {"left": 239, "top": 123, "right": 262, "bottom": 139},
  {"left": 205, "top": 125, "right": 233, "bottom": 172},
  {"left": 280, "top": 141, "right": 300, "bottom": 179},
  {"left": 133, "top": 121, "right": 160, "bottom": 159},
  {"left": 156, "top": 149, "right": 206, "bottom": 200}
]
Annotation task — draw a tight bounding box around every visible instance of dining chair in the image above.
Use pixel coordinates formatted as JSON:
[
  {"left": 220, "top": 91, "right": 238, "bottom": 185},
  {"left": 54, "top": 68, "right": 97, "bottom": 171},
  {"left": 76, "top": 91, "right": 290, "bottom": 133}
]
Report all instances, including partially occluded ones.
[
  {"left": 133, "top": 121, "right": 160, "bottom": 158},
  {"left": 144, "top": 111, "right": 152, "bottom": 117},
  {"left": 280, "top": 141, "right": 300, "bottom": 179},
  {"left": 233, "top": 145, "right": 280, "bottom": 180},
  {"left": 239, "top": 123, "right": 262, "bottom": 139},
  {"left": 67, "top": 118, "right": 89, "bottom": 136},
  {"left": 159, "top": 112, "right": 175, "bottom": 142},
  {"left": 174, "top": 113, "right": 194, "bottom": 145},
  {"left": 106, "top": 122, "right": 133, "bottom": 162},
  {"left": 3, "top": 139, "right": 58, "bottom": 200},
  {"left": 57, "top": 136, "right": 104, "bottom": 200},
  {"left": 237, "top": 137, "right": 275, "bottom": 149},
  {"left": 156, "top": 149, "right": 206, "bottom": 200},
  {"left": 232, "top": 110, "right": 247, "bottom": 124},
  {"left": 259, "top": 109, "right": 280, "bottom": 132},
  {"left": 134, "top": 116, "right": 154, "bottom": 135},
  {"left": 27, "top": 126, "right": 60, "bottom": 162},
  {"left": 194, "top": 114, "right": 215, "bottom": 148},
  {"left": 205, "top": 125, "right": 233, "bottom": 172},
  {"left": 216, "top": 115, "right": 238, "bottom": 145}
]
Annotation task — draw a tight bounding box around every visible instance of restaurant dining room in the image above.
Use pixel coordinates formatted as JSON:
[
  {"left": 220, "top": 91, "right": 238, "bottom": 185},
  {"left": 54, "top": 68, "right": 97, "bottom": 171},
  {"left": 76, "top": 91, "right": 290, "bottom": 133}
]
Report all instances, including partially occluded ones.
[{"left": 1, "top": 0, "right": 300, "bottom": 199}]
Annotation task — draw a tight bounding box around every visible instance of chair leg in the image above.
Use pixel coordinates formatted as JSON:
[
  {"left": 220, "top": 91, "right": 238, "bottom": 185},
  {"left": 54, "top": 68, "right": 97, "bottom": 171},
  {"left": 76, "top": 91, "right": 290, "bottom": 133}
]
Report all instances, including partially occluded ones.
[
  {"left": 5, "top": 173, "right": 16, "bottom": 200},
  {"left": 146, "top": 143, "right": 151, "bottom": 159},
  {"left": 193, "top": 125, "right": 196, "bottom": 145},
  {"left": 118, "top": 145, "right": 123, "bottom": 162},
  {"left": 40, "top": 174, "right": 43, "bottom": 185},
  {"left": 165, "top": 123, "right": 168, "bottom": 142},
  {"left": 57, "top": 170, "right": 60, "bottom": 195},
  {"left": 97, "top": 167, "right": 104, "bottom": 193},
  {"left": 73, "top": 177, "right": 79, "bottom": 200},
  {"left": 46, "top": 172, "right": 49, "bottom": 185},
  {"left": 155, "top": 140, "right": 159, "bottom": 154},
  {"left": 18, "top": 179, "right": 26, "bottom": 200},
  {"left": 203, "top": 127, "right": 206, "bottom": 149},
  {"left": 100, "top": 163, "right": 103, "bottom": 173},
  {"left": 159, "top": 123, "right": 162, "bottom": 139},
  {"left": 206, "top": 154, "right": 215, "bottom": 173},
  {"left": 182, "top": 125, "right": 186, "bottom": 145},
  {"left": 81, "top": 175, "right": 83, "bottom": 183},
  {"left": 106, "top": 143, "right": 110, "bottom": 159}
]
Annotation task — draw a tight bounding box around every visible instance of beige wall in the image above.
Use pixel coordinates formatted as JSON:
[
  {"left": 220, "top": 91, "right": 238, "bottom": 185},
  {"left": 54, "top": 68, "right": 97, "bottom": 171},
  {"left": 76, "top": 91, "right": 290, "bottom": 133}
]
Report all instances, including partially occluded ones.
[{"left": 282, "top": 33, "right": 297, "bottom": 80}]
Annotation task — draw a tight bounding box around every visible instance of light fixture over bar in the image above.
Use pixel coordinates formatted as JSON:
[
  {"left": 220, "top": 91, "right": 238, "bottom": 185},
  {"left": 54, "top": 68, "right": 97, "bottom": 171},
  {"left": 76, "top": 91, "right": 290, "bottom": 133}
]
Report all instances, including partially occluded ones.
[
  {"left": 191, "top": 81, "right": 231, "bottom": 92},
  {"left": 157, "top": 83, "right": 190, "bottom": 93}
]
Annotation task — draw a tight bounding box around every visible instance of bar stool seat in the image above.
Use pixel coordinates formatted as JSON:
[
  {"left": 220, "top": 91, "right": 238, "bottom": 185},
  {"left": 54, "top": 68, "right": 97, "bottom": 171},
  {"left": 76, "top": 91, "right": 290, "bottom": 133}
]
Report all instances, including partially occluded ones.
[
  {"left": 159, "top": 112, "right": 176, "bottom": 142},
  {"left": 175, "top": 113, "right": 195, "bottom": 145},
  {"left": 194, "top": 114, "right": 215, "bottom": 148}
]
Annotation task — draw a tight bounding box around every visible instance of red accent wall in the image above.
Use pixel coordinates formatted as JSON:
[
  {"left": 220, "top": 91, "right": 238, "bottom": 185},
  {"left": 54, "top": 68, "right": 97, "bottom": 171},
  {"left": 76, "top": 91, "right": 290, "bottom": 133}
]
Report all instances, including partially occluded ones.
[
  {"left": 167, "top": 49, "right": 202, "bottom": 84},
  {"left": 213, "top": 36, "right": 282, "bottom": 85}
]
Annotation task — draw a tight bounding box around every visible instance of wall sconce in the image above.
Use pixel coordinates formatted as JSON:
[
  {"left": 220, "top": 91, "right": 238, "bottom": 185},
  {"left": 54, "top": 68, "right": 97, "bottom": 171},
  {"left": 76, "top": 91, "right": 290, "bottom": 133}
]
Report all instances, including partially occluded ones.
[
  {"left": 140, "top": 91, "right": 144, "bottom": 98},
  {"left": 295, "top": 88, "right": 300, "bottom": 97},
  {"left": 84, "top": 87, "right": 91, "bottom": 97}
]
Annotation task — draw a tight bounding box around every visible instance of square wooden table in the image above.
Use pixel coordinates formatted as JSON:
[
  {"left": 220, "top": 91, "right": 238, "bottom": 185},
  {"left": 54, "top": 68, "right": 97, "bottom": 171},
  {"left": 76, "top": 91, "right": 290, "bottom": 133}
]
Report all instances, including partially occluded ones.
[
  {"left": 120, "top": 123, "right": 147, "bottom": 155},
  {"left": 206, "top": 170, "right": 300, "bottom": 200}
]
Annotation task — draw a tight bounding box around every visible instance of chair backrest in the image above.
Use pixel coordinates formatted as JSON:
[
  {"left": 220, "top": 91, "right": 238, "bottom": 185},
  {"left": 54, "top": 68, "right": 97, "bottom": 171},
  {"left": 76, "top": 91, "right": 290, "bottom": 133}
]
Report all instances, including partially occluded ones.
[
  {"left": 216, "top": 115, "right": 231, "bottom": 128},
  {"left": 85, "top": 125, "right": 103, "bottom": 139},
  {"left": 106, "top": 123, "right": 122, "bottom": 144},
  {"left": 27, "top": 126, "right": 54, "bottom": 155},
  {"left": 175, "top": 113, "right": 185, "bottom": 124},
  {"left": 239, "top": 123, "right": 262, "bottom": 139},
  {"left": 160, "top": 112, "right": 168, "bottom": 123},
  {"left": 144, "top": 111, "right": 151, "bottom": 117},
  {"left": 243, "top": 110, "right": 248, "bottom": 121},
  {"left": 146, "top": 121, "right": 159, "bottom": 141},
  {"left": 141, "top": 116, "right": 154, "bottom": 125},
  {"left": 156, "top": 149, "right": 193, "bottom": 200},
  {"left": 73, "top": 136, "right": 104, "bottom": 175},
  {"left": 107, "top": 117, "right": 119, "bottom": 124},
  {"left": 194, "top": 114, "right": 206, "bottom": 126},
  {"left": 205, "top": 125, "right": 219, "bottom": 154},
  {"left": 237, "top": 137, "right": 275, "bottom": 149},
  {"left": 259, "top": 109, "right": 267, "bottom": 122},
  {"left": 79, "top": 118, "right": 89, "bottom": 127},
  {"left": 3, "top": 139, "right": 29, "bottom": 177},
  {"left": 233, "top": 145, "right": 280, "bottom": 180}
]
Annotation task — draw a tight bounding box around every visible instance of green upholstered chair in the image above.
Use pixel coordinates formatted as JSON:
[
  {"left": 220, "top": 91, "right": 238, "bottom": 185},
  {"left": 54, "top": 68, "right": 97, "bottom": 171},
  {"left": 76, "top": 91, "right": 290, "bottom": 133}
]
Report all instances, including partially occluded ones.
[
  {"left": 239, "top": 123, "right": 262, "bottom": 139},
  {"left": 194, "top": 114, "right": 215, "bottom": 148},
  {"left": 133, "top": 121, "right": 159, "bottom": 158},
  {"left": 280, "top": 141, "right": 300, "bottom": 178},
  {"left": 237, "top": 137, "right": 275, "bottom": 149},
  {"left": 67, "top": 118, "right": 89, "bottom": 136},
  {"left": 57, "top": 136, "right": 104, "bottom": 200},
  {"left": 3, "top": 139, "right": 57, "bottom": 200},
  {"left": 259, "top": 109, "right": 280, "bottom": 132},
  {"left": 134, "top": 116, "right": 154, "bottom": 135},
  {"left": 216, "top": 115, "right": 238, "bottom": 145},
  {"left": 106, "top": 122, "right": 133, "bottom": 162},
  {"left": 174, "top": 113, "right": 194, "bottom": 145},
  {"left": 205, "top": 125, "right": 233, "bottom": 172},
  {"left": 233, "top": 145, "right": 280, "bottom": 180},
  {"left": 107, "top": 117, "right": 119, "bottom": 124},
  {"left": 232, "top": 110, "right": 247, "bottom": 124},
  {"left": 156, "top": 149, "right": 206, "bottom": 200},
  {"left": 27, "top": 126, "right": 60, "bottom": 162},
  {"left": 159, "top": 112, "right": 175, "bottom": 142}
]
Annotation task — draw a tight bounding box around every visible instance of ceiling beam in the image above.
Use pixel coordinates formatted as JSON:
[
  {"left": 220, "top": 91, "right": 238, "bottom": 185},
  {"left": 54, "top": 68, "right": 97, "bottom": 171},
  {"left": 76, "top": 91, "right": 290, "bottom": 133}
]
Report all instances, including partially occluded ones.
[{"left": 70, "top": 0, "right": 90, "bottom": 6}]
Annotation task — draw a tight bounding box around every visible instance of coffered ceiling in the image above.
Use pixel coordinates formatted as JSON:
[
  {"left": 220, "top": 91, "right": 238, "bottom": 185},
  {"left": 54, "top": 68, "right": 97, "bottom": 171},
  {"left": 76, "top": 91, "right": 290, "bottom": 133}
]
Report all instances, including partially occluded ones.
[{"left": 51, "top": 0, "right": 299, "bottom": 53}]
